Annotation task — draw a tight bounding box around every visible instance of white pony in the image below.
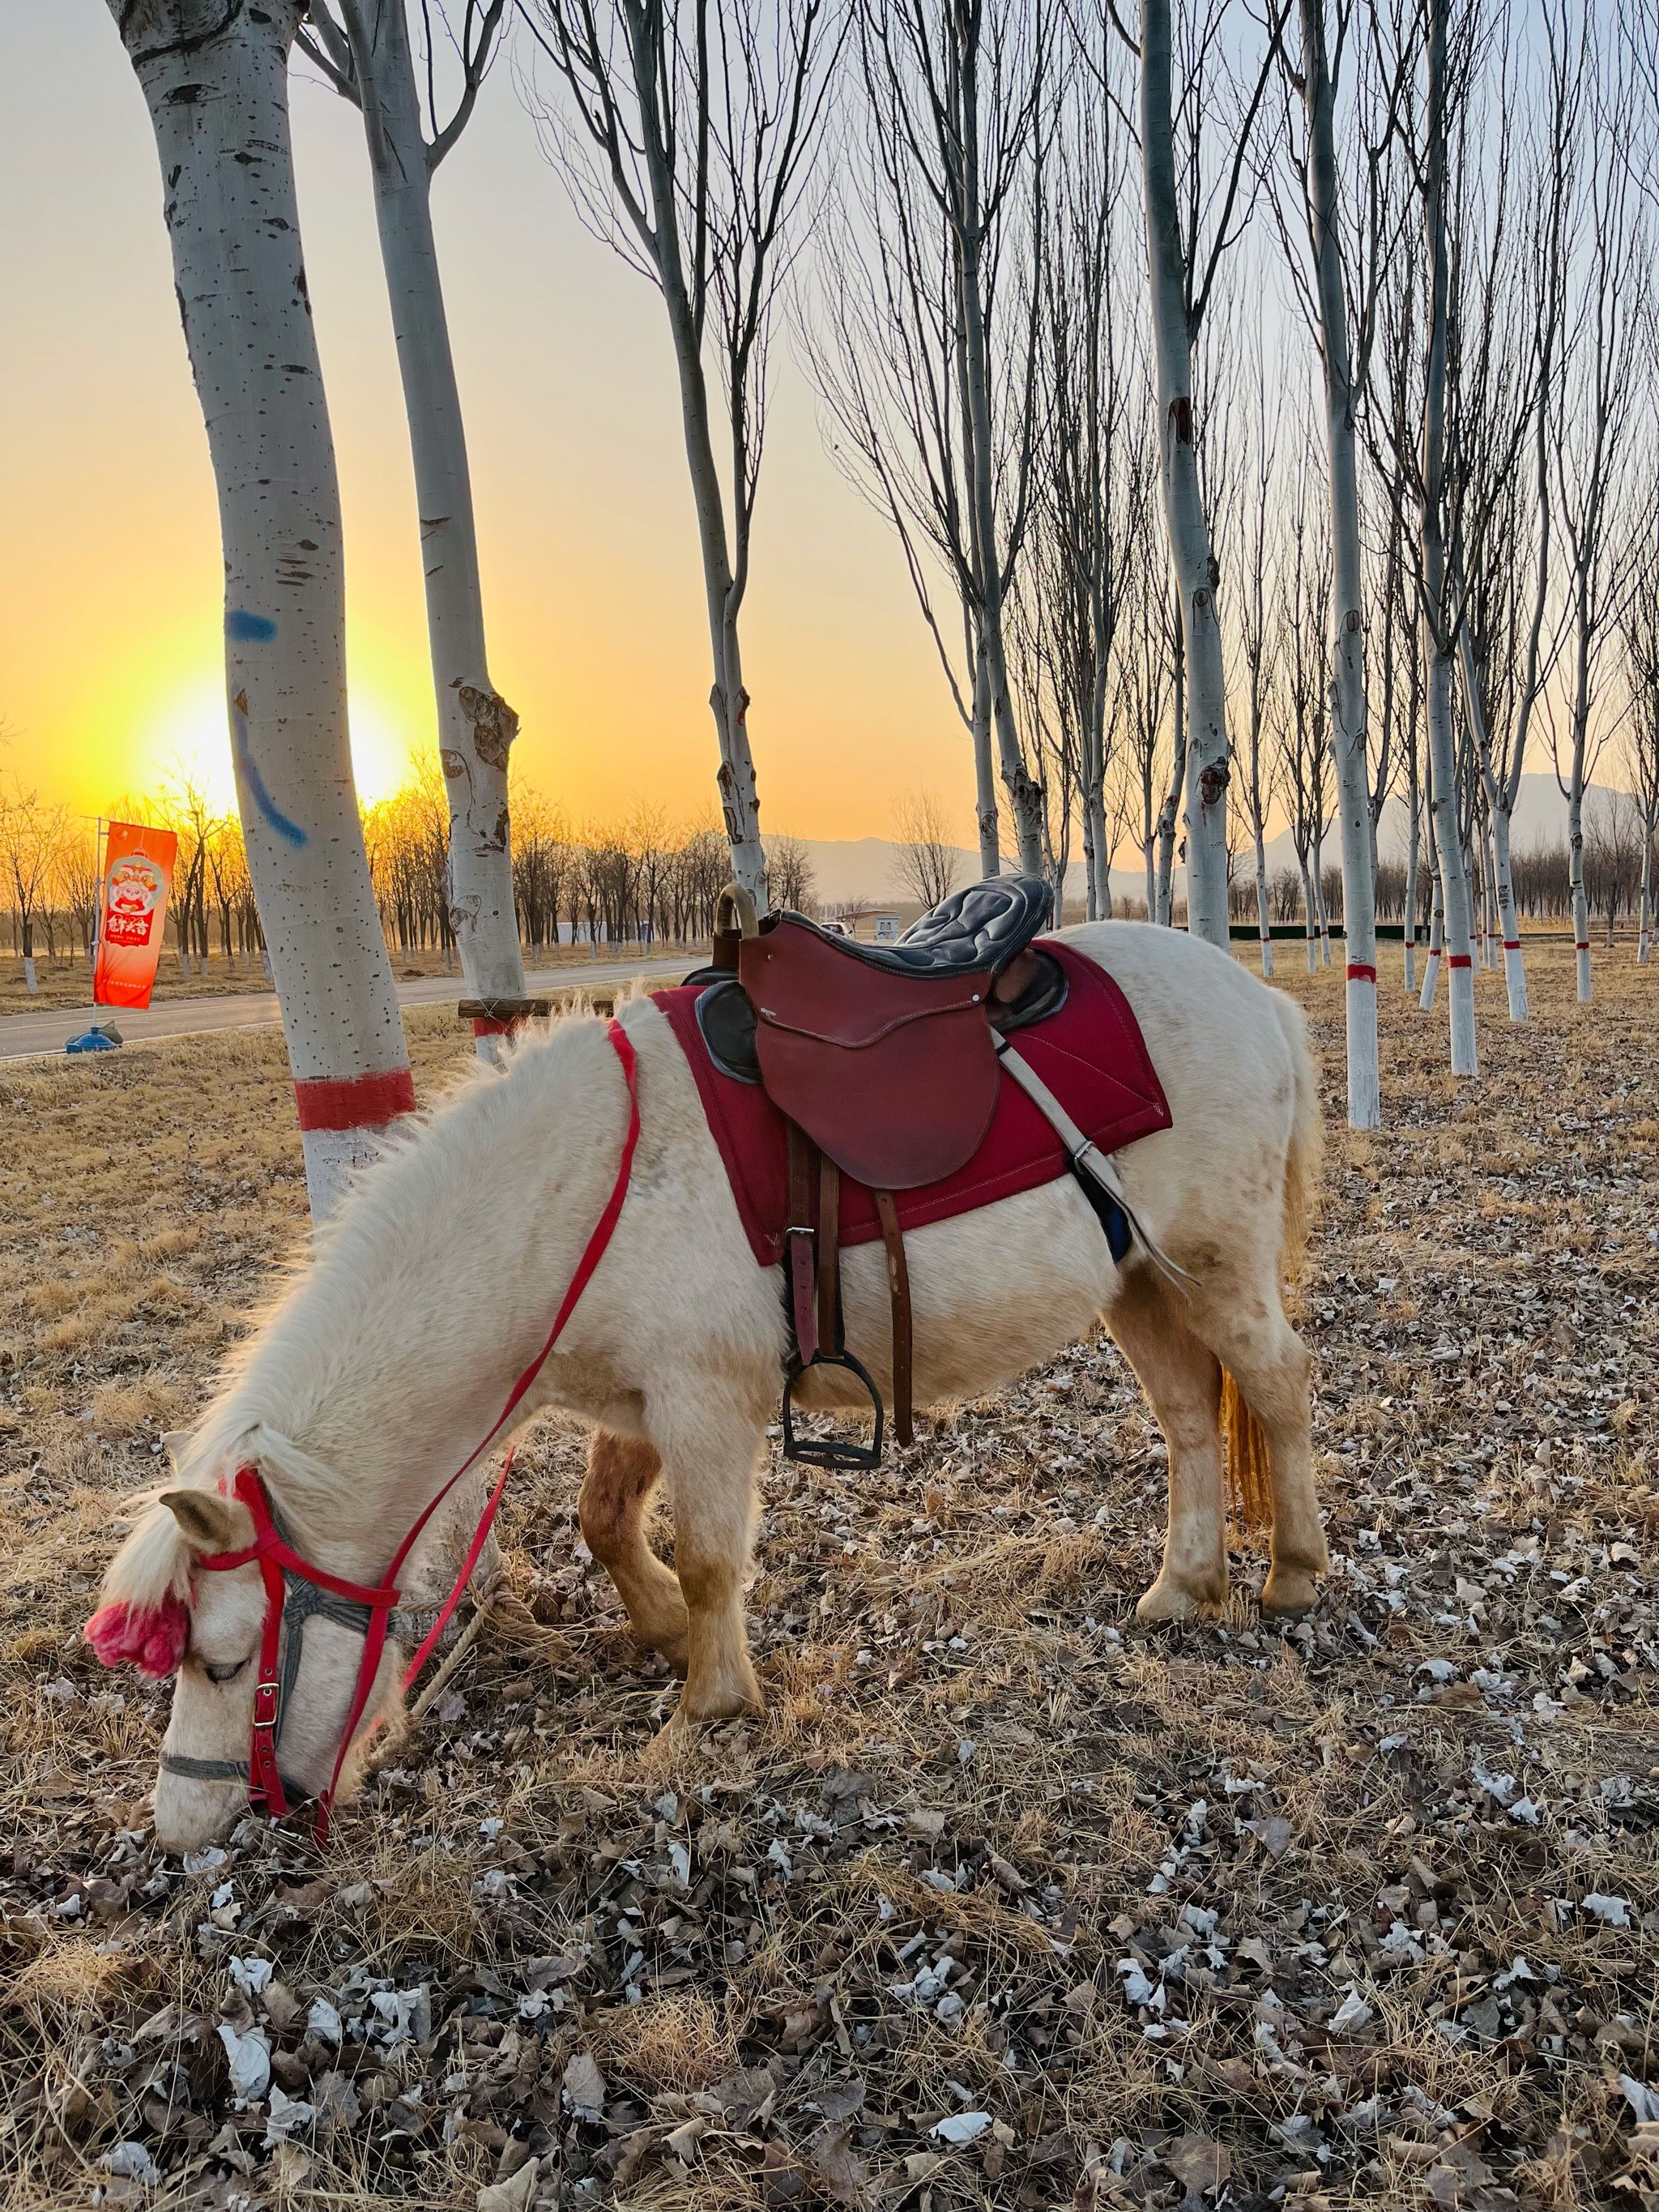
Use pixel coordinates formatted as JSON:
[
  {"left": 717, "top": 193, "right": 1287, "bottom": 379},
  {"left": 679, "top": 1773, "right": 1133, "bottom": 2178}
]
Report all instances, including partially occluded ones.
[{"left": 90, "top": 923, "right": 1324, "bottom": 1850}]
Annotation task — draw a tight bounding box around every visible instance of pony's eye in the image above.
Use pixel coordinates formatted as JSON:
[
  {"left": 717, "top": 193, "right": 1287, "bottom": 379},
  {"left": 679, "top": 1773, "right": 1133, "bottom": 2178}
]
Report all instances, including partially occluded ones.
[{"left": 203, "top": 1658, "right": 249, "bottom": 1685}]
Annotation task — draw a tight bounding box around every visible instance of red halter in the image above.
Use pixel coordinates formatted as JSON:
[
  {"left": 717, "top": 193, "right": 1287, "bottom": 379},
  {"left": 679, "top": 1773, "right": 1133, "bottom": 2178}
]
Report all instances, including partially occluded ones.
[{"left": 187, "top": 1019, "right": 641, "bottom": 1842}]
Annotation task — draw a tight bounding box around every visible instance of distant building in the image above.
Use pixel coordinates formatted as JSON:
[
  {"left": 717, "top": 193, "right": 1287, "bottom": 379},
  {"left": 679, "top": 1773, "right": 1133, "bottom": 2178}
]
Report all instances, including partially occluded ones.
[{"left": 821, "top": 903, "right": 903, "bottom": 943}]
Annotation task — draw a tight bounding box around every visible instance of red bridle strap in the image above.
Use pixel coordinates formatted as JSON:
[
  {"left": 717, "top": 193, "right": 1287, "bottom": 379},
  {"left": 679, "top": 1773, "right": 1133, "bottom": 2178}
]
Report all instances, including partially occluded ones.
[
  {"left": 196, "top": 1469, "right": 403, "bottom": 1819},
  {"left": 191, "top": 1018, "right": 642, "bottom": 1841}
]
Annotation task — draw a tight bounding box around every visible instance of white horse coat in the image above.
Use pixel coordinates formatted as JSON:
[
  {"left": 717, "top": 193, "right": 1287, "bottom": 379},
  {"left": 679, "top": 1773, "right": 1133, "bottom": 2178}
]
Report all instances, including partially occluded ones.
[{"left": 94, "top": 922, "right": 1324, "bottom": 1848}]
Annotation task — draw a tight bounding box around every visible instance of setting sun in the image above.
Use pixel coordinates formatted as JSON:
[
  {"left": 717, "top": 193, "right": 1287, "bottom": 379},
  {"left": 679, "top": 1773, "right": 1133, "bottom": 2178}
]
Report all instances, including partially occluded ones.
[{"left": 75, "top": 674, "right": 421, "bottom": 822}]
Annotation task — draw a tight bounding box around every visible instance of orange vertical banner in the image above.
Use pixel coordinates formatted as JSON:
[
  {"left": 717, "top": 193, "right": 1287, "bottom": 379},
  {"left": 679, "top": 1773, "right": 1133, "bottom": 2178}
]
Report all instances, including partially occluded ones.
[{"left": 94, "top": 822, "right": 178, "bottom": 1010}]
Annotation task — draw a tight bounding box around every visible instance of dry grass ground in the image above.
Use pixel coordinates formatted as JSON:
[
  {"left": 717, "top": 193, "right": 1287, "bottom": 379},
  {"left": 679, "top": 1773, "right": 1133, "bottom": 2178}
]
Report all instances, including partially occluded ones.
[{"left": 1, "top": 945, "right": 1655, "bottom": 2212}]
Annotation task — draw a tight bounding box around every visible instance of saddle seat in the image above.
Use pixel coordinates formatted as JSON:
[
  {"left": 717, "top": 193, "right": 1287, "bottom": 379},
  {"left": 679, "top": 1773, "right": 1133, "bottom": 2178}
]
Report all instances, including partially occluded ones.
[{"left": 735, "top": 875, "right": 1052, "bottom": 1192}]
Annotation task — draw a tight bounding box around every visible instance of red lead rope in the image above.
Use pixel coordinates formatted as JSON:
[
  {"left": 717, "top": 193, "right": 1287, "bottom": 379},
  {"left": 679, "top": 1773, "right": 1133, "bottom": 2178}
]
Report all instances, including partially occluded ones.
[{"left": 196, "top": 1018, "right": 642, "bottom": 1842}]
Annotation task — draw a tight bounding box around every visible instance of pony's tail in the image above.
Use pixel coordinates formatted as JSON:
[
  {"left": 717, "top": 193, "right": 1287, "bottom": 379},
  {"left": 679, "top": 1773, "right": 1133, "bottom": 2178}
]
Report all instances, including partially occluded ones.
[
  {"left": 1222, "top": 992, "right": 1321, "bottom": 1539},
  {"left": 1222, "top": 1369, "right": 1273, "bottom": 1534}
]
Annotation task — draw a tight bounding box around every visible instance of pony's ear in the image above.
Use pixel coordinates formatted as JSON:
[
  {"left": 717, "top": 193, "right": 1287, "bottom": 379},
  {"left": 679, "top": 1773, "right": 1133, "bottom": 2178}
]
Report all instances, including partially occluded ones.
[{"left": 160, "top": 1487, "right": 247, "bottom": 1555}]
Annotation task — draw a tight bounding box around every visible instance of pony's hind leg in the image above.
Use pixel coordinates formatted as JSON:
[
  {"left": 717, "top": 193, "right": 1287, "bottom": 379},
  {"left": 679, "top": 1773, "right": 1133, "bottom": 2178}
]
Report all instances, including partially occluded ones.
[
  {"left": 1105, "top": 1269, "right": 1230, "bottom": 1623},
  {"left": 650, "top": 1389, "right": 766, "bottom": 1723},
  {"left": 578, "top": 1433, "right": 690, "bottom": 1670},
  {"left": 1190, "top": 1297, "right": 1326, "bottom": 1617}
]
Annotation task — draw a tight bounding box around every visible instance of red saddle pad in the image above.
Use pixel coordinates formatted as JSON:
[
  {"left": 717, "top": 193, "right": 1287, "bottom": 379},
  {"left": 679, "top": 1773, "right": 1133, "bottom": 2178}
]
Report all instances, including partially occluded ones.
[{"left": 650, "top": 938, "right": 1173, "bottom": 1267}]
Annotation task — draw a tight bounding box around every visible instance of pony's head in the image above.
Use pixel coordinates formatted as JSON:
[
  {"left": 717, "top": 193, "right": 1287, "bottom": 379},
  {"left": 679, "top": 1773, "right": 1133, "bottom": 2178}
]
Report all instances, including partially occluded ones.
[{"left": 87, "top": 1435, "right": 406, "bottom": 1852}]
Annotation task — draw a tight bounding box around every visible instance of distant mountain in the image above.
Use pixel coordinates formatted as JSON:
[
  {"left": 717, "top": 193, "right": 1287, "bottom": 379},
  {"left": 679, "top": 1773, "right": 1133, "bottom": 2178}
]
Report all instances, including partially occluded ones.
[{"left": 778, "top": 772, "right": 1623, "bottom": 912}]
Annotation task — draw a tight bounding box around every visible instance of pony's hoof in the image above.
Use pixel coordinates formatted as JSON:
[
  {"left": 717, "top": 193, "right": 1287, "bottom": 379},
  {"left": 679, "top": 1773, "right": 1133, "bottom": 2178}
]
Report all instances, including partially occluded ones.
[
  {"left": 1260, "top": 1569, "right": 1320, "bottom": 1618},
  {"left": 633, "top": 1625, "right": 690, "bottom": 1677},
  {"left": 675, "top": 1672, "right": 765, "bottom": 1724},
  {"left": 1135, "top": 1574, "right": 1223, "bottom": 1626}
]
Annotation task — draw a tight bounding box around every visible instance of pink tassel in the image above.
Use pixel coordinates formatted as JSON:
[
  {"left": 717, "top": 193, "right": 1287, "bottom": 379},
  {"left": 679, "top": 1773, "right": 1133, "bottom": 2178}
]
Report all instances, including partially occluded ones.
[{"left": 85, "top": 1597, "right": 190, "bottom": 1678}]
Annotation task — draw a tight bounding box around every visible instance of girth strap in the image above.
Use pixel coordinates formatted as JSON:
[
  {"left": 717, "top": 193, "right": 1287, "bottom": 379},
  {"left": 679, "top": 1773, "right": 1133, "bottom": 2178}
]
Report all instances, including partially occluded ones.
[
  {"left": 786, "top": 1121, "right": 819, "bottom": 1367},
  {"left": 817, "top": 1152, "right": 841, "bottom": 1359},
  {"left": 873, "top": 1189, "right": 913, "bottom": 1449}
]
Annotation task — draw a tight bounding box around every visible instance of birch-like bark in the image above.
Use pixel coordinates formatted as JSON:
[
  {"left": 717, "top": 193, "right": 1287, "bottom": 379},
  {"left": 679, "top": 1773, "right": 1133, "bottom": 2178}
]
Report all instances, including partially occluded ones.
[
  {"left": 1481, "top": 813, "right": 1501, "bottom": 968},
  {"left": 962, "top": 189, "right": 1045, "bottom": 876},
  {"left": 1298, "top": 852, "right": 1317, "bottom": 971},
  {"left": 1566, "top": 621, "right": 1593, "bottom": 999},
  {"left": 1298, "top": 0, "right": 1379, "bottom": 1123},
  {"left": 1418, "top": 0, "right": 1476, "bottom": 1073},
  {"left": 1154, "top": 714, "right": 1184, "bottom": 926},
  {"left": 1418, "top": 741, "right": 1444, "bottom": 1011},
  {"left": 1250, "top": 716, "right": 1273, "bottom": 976},
  {"left": 1457, "top": 624, "right": 1527, "bottom": 1018},
  {"left": 1140, "top": 0, "right": 1229, "bottom": 948},
  {"left": 1403, "top": 754, "right": 1420, "bottom": 995},
  {"left": 1311, "top": 817, "right": 1332, "bottom": 964},
  {"left": 112, "top": 0, "right": 412, "bottom": 1219},
  {"left": 972, "top": 644, "right": 1000, "bottom": 879},
  {"left": 333, "top": 0, "right": 526, "bottom": 1053}
]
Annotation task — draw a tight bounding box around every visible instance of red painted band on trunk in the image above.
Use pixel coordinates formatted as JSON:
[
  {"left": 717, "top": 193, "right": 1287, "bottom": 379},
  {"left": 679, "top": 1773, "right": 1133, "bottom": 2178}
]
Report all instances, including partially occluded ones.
[
  {"left": 1346, "top": 963, "right": 1376, "bottom": 984},
  {"left": 471, "top": 1017, "right": 515, "bottom": 1037},
  {"left": 292, "top": 1066, "right": 418, "bottom": 1132},
  {"left": 1575, "top": 942, "right": 1590, "bottom": 951},
  {"left": 1448, "top": 954, "right": 1473, "bottom": 969},
  {"left": 1503, "top": 939, "right": 1520, "bottom": 950}
]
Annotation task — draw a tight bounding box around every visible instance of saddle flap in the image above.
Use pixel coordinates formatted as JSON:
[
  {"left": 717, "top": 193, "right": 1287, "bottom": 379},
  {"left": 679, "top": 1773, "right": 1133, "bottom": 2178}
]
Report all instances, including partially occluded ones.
[{"left": 740, "top": 920, "right": 1000, "bottom": 1189}]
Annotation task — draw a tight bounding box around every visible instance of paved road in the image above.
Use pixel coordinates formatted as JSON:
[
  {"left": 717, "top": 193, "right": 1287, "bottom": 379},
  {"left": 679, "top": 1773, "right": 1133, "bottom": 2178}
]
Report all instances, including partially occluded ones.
[{"left": 0, "top": 957, "right": 693, "bottom": 1062}]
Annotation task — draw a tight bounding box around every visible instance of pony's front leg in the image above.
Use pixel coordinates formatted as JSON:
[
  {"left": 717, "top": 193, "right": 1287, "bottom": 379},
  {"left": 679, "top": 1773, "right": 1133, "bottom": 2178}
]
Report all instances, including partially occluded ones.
[
  {"left": 578, "top": 1432, "right": 690, "bottom": 1671},
  {"left": 651, "top": 1389, "right": 766, "bottom": 1721},
  {"left": 1105, "top": 1270, "right": 1230, "bottom": 1623}
]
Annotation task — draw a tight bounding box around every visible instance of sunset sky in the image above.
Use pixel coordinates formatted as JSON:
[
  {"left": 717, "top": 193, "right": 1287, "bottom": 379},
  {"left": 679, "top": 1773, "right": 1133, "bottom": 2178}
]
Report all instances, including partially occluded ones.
[{"left": 1, "top": 7, "right": 974, "bottom": 845}]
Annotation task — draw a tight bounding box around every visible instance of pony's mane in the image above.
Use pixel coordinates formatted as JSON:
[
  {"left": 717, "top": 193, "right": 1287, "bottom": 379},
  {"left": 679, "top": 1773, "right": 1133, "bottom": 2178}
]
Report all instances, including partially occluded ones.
[
  {"left": 101, "top": 1488, "right": 195, "bottom": 1612},
  {"left": 97, "top": 1008, "right": 609, "bottom": 1616}
]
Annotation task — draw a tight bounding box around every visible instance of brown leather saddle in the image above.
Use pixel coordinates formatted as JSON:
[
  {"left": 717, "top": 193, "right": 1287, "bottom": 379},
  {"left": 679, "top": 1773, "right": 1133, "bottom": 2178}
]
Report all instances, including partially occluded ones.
[{"left": 697, "top": 877, "right": 1056, "bottom": 1466}]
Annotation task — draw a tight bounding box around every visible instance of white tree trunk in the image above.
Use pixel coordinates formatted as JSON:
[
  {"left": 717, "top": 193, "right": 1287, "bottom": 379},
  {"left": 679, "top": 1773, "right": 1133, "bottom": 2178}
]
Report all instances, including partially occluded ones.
[
  {"left": 1457, "top": 623, "right": 1527, "bottom": 1018},
  {"left": 961, "top": 226, "right": 1043, "bottom": 877},
  {"left": 1154, "top": 754, "right": 1182, "bottom": 927},
  {"left": 1423, "top": 653, "right": 1475, "bottom": 1063},
  {"left": 1567, "top": 626, "right": 1592, "bottom": 1001},
  {"left": 1298, "top": 856, "right": 1317, "bottom": 972},
  {"left": 1404, "top": 760, "right": 1420, "bottom": 994},
  {"left": 1299, "top": 0, "right": 1379, "bottom": 1124},
  {"left": 1418, "top": 0, "right": 1475, "bottom": 1073},
  {"left": 972, "top": 640, "right": 1000, "bottom": 879},
  {"left": 1418, "top": 780, "right": 1444, "bottom": 1011},
  {"left": 1254, "top": 826, "right": 1273, "bottom": 977},
  {"left": 113, "top": 0, "right": 415, "bottom": 1219},
  {"left": 341, "top": 0, "right": 526, "bottom": 1057},
  {"left": 1140, "top": 0, "right": 1230, "bottom": 949}
]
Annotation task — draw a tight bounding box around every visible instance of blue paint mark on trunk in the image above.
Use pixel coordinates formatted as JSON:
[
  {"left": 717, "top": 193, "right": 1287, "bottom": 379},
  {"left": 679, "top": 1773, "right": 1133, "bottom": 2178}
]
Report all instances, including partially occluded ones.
[
  {"left": 230, "top": 689, "right": 308, "bottom": 847},
  {"left": 227, "top": 609, "right": 279, "bottom": 642}
]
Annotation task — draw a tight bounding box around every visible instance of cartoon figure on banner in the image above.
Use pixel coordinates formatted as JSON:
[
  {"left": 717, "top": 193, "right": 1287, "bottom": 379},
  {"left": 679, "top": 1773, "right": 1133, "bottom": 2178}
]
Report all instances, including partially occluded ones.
[{"left": 94, "top": 822, "right": 178, "bottom": 1010}]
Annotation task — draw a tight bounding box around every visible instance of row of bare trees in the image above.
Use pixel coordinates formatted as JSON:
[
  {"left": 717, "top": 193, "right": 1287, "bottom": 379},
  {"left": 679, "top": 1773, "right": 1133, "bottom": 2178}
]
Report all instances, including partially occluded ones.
[
  {"left": 803, "top": 0, "right": 1659, "bottom": 1116},
  {"left": 96, "top": 0, "right": 1659, "bottom": 1198},
  {"left": 1, "top": 768, "right": 821, "bottom": 986}
]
